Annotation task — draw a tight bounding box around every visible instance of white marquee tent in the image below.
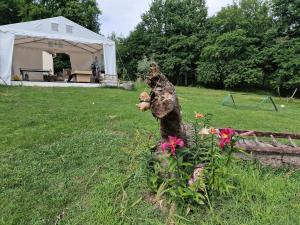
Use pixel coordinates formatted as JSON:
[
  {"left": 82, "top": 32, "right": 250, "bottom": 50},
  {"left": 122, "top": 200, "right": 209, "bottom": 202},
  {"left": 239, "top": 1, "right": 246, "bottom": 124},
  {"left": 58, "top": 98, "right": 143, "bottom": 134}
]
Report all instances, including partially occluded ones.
[{"left": 0, "top": 16, "right": 117, "bottom": 85}]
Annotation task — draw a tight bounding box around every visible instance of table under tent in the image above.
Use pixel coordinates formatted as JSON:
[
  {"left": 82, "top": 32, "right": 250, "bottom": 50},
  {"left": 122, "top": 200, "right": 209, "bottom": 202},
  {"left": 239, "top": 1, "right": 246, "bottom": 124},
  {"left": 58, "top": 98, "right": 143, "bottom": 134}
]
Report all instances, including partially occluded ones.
[{"left": 0, "top": 16, "right": 118, "bottom": 86}]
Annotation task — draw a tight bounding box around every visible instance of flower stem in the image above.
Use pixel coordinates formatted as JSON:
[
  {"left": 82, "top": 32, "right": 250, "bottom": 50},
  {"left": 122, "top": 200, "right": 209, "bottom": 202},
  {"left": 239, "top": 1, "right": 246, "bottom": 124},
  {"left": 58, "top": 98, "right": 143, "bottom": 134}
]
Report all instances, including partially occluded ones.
[
  {"left": 210, "top": 134, "right": 215, "bottom": 202},
  {"left": 204, "top": 185, "right": 213, "bottom": 212},
  {"left": 225, "top": 142, "right": 234, "bottom": 166}
]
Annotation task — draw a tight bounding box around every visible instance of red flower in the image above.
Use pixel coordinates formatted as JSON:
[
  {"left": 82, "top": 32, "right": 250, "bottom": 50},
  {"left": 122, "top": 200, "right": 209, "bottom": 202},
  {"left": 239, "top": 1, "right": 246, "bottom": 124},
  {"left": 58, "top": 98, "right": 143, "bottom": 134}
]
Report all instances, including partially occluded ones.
[
  {"left": 219, "top": 128, "right": 235, "bottom": 149},
  {"left": 161, "top": 136, "right": 184, "bottom": 156}
]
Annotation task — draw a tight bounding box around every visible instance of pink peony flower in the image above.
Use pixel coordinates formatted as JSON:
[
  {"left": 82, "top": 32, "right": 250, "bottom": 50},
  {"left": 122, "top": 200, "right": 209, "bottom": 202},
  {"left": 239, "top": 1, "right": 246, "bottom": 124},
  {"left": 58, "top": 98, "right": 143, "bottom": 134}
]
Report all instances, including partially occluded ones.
[
  {"left": 160, "top": 136, "right": 184, "bottom": 156},
  {"left": 219, "top": 128, "right": 235, "bottom": 149}
]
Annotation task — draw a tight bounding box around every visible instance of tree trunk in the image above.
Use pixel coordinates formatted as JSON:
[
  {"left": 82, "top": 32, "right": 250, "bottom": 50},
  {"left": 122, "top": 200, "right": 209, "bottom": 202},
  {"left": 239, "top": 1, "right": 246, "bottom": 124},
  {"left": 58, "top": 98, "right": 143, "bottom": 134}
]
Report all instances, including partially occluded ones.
[{"left": 146, "top": 72, "right": 184, "bottom": 140}]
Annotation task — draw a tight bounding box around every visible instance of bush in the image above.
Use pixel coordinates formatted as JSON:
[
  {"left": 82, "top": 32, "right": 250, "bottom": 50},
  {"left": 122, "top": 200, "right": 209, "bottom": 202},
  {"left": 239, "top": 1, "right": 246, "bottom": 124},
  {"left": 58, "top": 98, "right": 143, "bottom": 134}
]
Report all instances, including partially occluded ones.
[{"left": 137, "top": 56, "right": 151, "bottom": 80}]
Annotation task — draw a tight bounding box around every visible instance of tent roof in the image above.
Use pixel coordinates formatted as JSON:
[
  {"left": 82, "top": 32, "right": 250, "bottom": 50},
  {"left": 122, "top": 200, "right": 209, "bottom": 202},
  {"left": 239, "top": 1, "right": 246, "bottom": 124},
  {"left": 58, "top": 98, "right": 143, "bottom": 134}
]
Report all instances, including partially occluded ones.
[{"left": 0, "top": 16, "right": 114, "bottom": 45}]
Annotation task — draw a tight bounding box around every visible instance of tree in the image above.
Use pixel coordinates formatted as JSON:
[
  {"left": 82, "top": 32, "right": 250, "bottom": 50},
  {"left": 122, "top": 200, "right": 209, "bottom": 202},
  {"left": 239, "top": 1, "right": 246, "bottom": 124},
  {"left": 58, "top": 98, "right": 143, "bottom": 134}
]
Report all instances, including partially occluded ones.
[
  {"left": 117, "top": 24, "right": 150, "bottom": 80},
  {"left": 197, "top": 0, "right": 273, "bottom": 89},
  {"left": 271, "top": 0, "right": 300, "bottom": 37},
  {"left": 268, "top": 0, "right": 300, "bottom": 95},
  {"left": 0, "top": 0, "right": 101, "bottom": 33},
  {"left": 0, "top": 0, "right": 24, "bottom": 25},
  {"left": 119, "top": 0, "right": 208, "bottom": 85}
]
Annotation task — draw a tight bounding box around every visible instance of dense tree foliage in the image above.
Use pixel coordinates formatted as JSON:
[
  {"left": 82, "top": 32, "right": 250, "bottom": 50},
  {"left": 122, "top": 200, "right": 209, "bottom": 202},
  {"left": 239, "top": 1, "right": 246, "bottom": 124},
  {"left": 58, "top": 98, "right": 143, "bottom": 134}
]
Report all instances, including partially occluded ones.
[
  {"left": 197, "top": 0, "right": 273, "bottom": 89},
  {"left": 118, "top": 0, "right": 207, "bottom": 85},
  {"left": 0, "top": 0, "right": 23, "bottom": 25},
  {"left": 118, "top": 0, "right": 299, "bottom": 95},
  {"left": 0, "top": 0, "right": 101, "bottom": 32},
  {"left": 271, "top": 0, "right": 300, "bottom": 94}
]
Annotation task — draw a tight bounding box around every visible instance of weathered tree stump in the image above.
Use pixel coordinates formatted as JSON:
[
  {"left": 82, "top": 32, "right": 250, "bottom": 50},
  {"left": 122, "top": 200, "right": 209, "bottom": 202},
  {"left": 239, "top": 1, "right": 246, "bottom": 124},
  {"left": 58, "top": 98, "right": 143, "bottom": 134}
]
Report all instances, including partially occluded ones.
[{"left": 137, "top": 62, "right": 186, "bottom": 142}]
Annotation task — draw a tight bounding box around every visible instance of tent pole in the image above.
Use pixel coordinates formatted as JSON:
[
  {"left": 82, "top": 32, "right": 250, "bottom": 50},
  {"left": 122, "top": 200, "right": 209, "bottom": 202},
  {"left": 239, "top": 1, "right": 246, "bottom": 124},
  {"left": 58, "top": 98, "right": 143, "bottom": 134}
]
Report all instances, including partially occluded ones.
[
  {"left": 14, "top": 38, "right": 45, "bottom": 46},
  {"left": 80, "top": 43, "right": 100, "bottom": 52},
  {"left": 63, "top": 40, "right": 94, "bottom": 54}
]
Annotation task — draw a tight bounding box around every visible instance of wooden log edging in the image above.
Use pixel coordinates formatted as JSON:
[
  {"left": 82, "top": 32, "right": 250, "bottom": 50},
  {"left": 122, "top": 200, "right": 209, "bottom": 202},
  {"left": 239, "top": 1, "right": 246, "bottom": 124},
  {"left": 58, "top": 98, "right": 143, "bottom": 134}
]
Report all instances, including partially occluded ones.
[
  {"left": 233, "top": 131, "right": 300, "bottom": 168},
  {"left": 236, "top": 141, "right": 300, "bottom": 155},
  {"left": 235, "top": 129, "right": 300, "bottom": 139}
]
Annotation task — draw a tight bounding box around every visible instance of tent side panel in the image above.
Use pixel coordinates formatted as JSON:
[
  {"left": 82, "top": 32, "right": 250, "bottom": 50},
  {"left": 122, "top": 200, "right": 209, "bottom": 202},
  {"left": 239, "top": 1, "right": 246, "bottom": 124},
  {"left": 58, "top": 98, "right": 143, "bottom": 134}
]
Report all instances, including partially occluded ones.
[
  {"left": 13, "top": 47, "right": 43, "bottom": 81},
  {"left": 0, "top": 31, "right": 15, "bottom": 85},
  {"left": 42, "top": 51, "right": 54, "bottom": 73},
  {"left": 68, "top": 52, "right": 93, "bottom": 71},
  {"left": 103, "top": 43, "right": 117, "bottom": 77}
]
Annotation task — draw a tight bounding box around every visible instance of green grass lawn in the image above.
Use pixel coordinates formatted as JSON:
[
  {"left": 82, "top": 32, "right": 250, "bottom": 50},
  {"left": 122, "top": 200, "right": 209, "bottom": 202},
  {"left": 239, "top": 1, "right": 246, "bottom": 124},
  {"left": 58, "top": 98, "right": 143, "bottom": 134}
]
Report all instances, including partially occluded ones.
[{"left": 1, "top": 85, "right": 300, "bottom": 225}]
